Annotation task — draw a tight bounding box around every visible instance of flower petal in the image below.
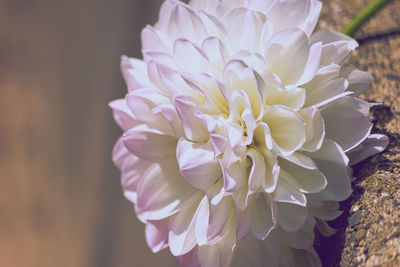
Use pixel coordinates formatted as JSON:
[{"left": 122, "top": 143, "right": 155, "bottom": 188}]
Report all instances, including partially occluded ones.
[
  {"left": 263, "top": 105, "right": 306, "bottom": 155},
  {"left": 321, "top": 96, "right": 373, "bottom": 152},
  {"left": 265, "top": 29, "right": 310, "bottom": 85},
  {"left": 342, "top": 65, "right": 373, "bottom": 96},
  {"left": 109, "top": 99, "right": 138, "bottom": 132},
  {"left": 311, "top": 30, "right": 358, "bottom": 65},
  {"left": 145, "top": 219, "right": 169, "bottom": 253},
  {"left": 177, "top": 138, "right": 222, "bottom": 192},
  {"left": 250, "top": 194, "right": 275, "bottom": 239},
  {"left": 347, "top": 134, "right": 389, "bottom": 165},
  {"left": 121, "top": 56, "right": 150, "bottom": 90}
]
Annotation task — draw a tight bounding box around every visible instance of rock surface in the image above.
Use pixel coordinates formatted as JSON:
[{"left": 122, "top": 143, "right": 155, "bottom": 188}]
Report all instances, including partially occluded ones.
[{"left": 316, "top": 1, "right": 400, "bottom": 266}]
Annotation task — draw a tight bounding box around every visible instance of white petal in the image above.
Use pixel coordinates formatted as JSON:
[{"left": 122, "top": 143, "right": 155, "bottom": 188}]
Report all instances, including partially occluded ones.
[
  {"left": 342, "top": 65, "right": 373, "bottom": 96},
  {"left": 141, "top": 26, "right": 168, "bottom": 51},
  {"left": 347, "top": 134, "right": 388, "bottom": 165},
  {"left": 202, "top": 37, "right": 228, "bottom": 76},
  {"left": 276, "top": 202, "right": 307, "bottom": 232},
  {"left": 169, "top": 199, "right": 202, "bottom": 256},
  {"left": 109, "top": 99, "right": 138, "bottom": 132},
  {"left": 263, "top": 105, "right": 306, "bottom": 155},
  {"left": 250, "top": 194, "right": 275, "bottom": 239},
  {"left": 177, "top": 138, "right": 222, "bottom": 192},
  {"left": 299, "top": 0, "right": 322, "bottom": 36},
  {"left": 266, "top": 0, "right": 312, "bottom": 33},
  {"left": 126, "top": 89, "right": 174, "bottom": 135},
  {"left": 265, "top": 29, "right": 310, "bottom": 85},
  {"left": 263, "top": 73, "right": 306, "bottom": 110},
  {"left": 321, "top": 96, "right": 373, "bottom": 152},
  {"left": 145, "top": 219, "right": 169, "bottom": 253},
  {"left": 120, "top": 56, "right": 150, "bottom": 90},
  {"left": 278, "top": 157, "right": 327, "bottom": 194},
  {"left": 173, "top": 39, "right": 211, "bottom": 74},
  {"left": 311, "top": 30, "right": 358, "bottom": 65},
  {"left": 223, "top": 7, "right": 266, "bottom": 52},
  {"left": 247, "top": 147, "right": 266, "bottom": 193},
  {"left": 304, "top": 64, "right": 348, "bottom": 107},
  {"left": 297, "top": 42, "right": 322, "bottom": 85},
  {"left": 306, "top": 139, "right": 352, "bottom": 202},
  {"left": 167, "top": 2, "right": 208, "bottom": 43},
  {"left": 299, "top": 107, "right": 325, "bottom": 152},
  {"left": 272, "top": 175, "right": 307, "bottom": 206},
  {"left": 136, "top": 161, "right": 200, "bottom": 221},
  {"left": 223, "top": 60, "right": 264, "bottom": 118},
  {"left": 122, "top": 124, "right": 176, "bottom": 161},
  {"left": 174, "top": 95, "right": 209, "bottom": 142}
]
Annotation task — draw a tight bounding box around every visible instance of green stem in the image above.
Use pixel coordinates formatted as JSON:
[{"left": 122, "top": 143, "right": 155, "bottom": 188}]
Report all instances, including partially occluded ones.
[{"left": 342, "top": 0, "right": 395, "bottom": 37}]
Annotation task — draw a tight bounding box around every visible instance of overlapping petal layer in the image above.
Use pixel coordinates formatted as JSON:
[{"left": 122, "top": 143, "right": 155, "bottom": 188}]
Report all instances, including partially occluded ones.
[{"left": 111, "top": 0, "right": 388, "bottom": 266}]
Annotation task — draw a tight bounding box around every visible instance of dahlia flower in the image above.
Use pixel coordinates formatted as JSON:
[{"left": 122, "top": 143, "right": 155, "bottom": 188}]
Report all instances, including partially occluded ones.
[{"left": 110, "top": 0, "right": 388, "bottom": 266}]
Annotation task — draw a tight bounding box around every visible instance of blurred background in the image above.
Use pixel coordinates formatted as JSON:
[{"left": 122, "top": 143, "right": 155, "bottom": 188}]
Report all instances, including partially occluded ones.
[{"left": 0, "top": 0, "right": 177, "bottom": 266}]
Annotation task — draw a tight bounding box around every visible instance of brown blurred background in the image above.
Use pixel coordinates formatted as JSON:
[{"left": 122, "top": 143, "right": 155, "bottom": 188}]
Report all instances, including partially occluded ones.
[
  {"left": 0, "top": 0, "right": 399, "bottom": 267},
  {"left": 0, "top": 0, "right": 177, "bottom": 266}
]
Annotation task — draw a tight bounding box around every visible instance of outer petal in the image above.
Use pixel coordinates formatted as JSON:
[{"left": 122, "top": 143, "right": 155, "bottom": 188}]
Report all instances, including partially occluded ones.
[
  {"left": 347, "top": 134, "right": 389, "bottom": 165},
  {"left": 342, "top": 65, "right": 373, "bottom": 96},
  {"left": 120, "top": 56, "right": 150, "bottom": 90},
  {"left": 321, "top": 96, "right": 373, "bottom": 152},
  {"left": 145, "top": 219, "right": 169, "bottom": 253},
  {"left": 136, "top": 161, "right": 200, "bottom": 221},
  {"left": 306, "top": 139, "right": 352, "bottom": 203},
  {"left": 109, "top": 99, "right": 138, "bottom": 132},
  {"left": 311, "top": 30, "right": 358, "bottom": 65},
  {"left": 250, "top": 194, "right": 275, "bottom": 239}
]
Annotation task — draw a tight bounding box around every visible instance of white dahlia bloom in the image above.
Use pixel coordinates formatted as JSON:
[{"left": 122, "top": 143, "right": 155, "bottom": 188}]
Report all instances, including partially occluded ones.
[{"left": 110, "top": 0, "right": 388, "bottom": 266}]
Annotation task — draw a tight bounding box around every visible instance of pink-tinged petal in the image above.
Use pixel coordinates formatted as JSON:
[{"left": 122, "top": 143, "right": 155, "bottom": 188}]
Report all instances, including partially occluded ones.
[
  {"left": 321, "top": 96, "right": 373, "bottom": 152},
  {"left": 177, "top": 138, "right": 222, "bottom": 192},
  {"left": 263, "top": 105, "right": 306, "bottom": 156},
  {"left": 342, "top": 65, "right": 373, "bottom": 96},
  {"left": 173, "top": 39, "right": 211, "bottom": 74},
  {"left": 206, "top": 179, "right": 225, "bottom": 206},
  {"left": 265, "top": 29, "right": 310, "bottom": 85},
  {"left": 125, "top": 89, "right": 174, "bottom": 135},
  {"left": 221, "top": 160, "right": 247, "bottom": 193},
  {"left": 178, "top": 247, "right": 201, "bottom": 267},
  {"left": 122, "top": 124, "right": 177, "bottom": 161},
  {"left": 299, "top": 107, "right": 325, "bottom": 152},
  {"left": 276, "top": 202, "right": 307, "bottom": 232},
  {"left": 136, "top": 161, "right": 200, "bottom": 221},
  {"left": 141, "top": 26, "right": 168, "bottom": 51},
  {"left": 143, "top": 50, "right": 177, "bottom": 68},
  {"left": 146, "top": 61, "right": 171, "bottom": 96},
  {"left": 278, "top": 157, "right": 327, "bottom": 194},
  {"left": 266, "top": 0, "right": 312, "bottom": 33},
  {"left": 145, "top": 219, "right": 169, "bottom": 253},
  {"left": 189, "top": 0, "right": 219, "bottom": 13},
  {"left": 272, "top": 175, "right": 307, "bottom": 207},
  {"left": 347, "top": 134, "right": 389, "bottom": 165},
  {"left": 306, "top": 139, "right": 352, "bottom": 203},
  {"left": 311, "top": 30, "right": 358, "bottom": 65},
  {"left": 120, "top": 56, "right": 150, "bottom": 91},
  {"left": 109, "top": 99, "right": 138, "bottom": 132},
  {"left": 247, "top": 147, "right": 266, "bottom": 193},
  {"left": 202, "top": 37, "right": 228, "bottom": 75},
  {"left": 167, "top": 3, "right": 208, "bottom": 43},
  {"left": 174, "top": 95, "right": 209, "bottom": 142},
  {"left": 169, "top": 198, "right": 202, "bottom": 256},
  {"left": 155, "top": 0, "right": 179, "bottom": 31},
  {"left": 152, "top": 103, "right": 185, "bottom": 138},
  {"left": 250, "top": 194, "right": 275, "bottom": 239},
  {"left": 223, "top": 8, "right": 266, "bottom": 52},
  {"left": 196, "top": 197, "right": 235, "bottom": 246}
]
